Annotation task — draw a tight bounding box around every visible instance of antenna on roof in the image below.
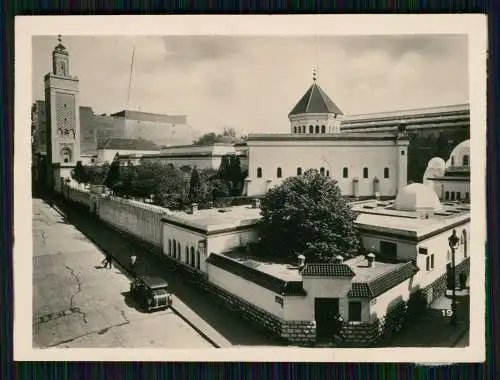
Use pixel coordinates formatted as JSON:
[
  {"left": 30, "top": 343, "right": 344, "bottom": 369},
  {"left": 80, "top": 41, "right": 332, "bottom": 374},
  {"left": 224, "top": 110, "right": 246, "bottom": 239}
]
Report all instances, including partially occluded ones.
[
  {"left": 126, "top": 43, "right": 136, "bottom": 111},
  {"left": 312, "top": 66, "right": 317, "bottom": 82},
  {"left": 57, "top": 34, "right": 62, "bottom": 43}
]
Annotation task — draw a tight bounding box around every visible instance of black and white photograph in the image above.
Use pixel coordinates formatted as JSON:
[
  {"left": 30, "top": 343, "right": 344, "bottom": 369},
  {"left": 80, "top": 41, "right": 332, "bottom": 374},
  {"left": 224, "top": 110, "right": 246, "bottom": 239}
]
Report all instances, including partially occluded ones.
[{"left": 15, "top": 15, "right": 487, "bottom": 362}]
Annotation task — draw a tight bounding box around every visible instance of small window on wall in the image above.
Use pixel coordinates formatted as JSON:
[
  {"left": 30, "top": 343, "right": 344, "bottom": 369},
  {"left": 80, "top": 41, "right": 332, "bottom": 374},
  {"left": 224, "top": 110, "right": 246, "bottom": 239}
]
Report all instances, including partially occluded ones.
[
  {"left": 293, "top": 126, "right": 297, "bottom": 133},
  {"left": 456, "top": 192, "right": 461, "bottom": 200},
  {"left": 343, "top": 167, "right": 349, "bottom": 178},
  {"left": 445, "top": 191, "right": 450, "bottom": 200},
  {"left": 384, "top": 167, "right": 390, "bottom": 179},
  {"left": 426, "top": 254, "right": 435, "bottom": 271},
  {"left": 363, "top": 167, "right": 369, "bottom": 178},
  {"left": 465, "top": 192, "right": 470, "bottom": 202},
  {"left": 326, "top": 170, "right": 330, "bottom": 177},
  {"left": 348, "top": 301, "right": 362, "bottom": 322},
  {"left": 321, "top": 125, "right": 326, "bottom": 134},
  {"left": 401, "top": 151, "right": 405, "bottom": 156},
  {"left": 257, "top": 167, "right": 262, "bottom": 178},
  {"left": 320, "top": 167, "right": 325, "bottom": 176},
  {"left": 302, "top": 126, "right": 306, "bottom": 133},
  {"left": 309, "top": 125, "right": 313, "bottom": 133},
  {"left": 277, "top": 167, "right": 282, "bottom": 178},
  {"left": 315, "top": 125, "right": 320, "bottom": 134},
  {"left": 451, "top": 192, "right": 455, "bottom": 201},
  {"left": 297, "top": 167, "right": 302, "bottom": 176}
]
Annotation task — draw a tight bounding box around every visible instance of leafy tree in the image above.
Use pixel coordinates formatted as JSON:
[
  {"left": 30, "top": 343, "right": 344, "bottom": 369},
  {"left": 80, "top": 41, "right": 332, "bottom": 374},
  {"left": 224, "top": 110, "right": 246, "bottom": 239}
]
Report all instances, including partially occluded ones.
[
  {"left": 258, "top": 169, "right": 360, "bottom": 263},
  {"left": 104, "top": 153, "right": 121, "bottom": 191},
  {"left": 189, "top": 167, "right": 202, "bottom": 202},
  {"left": 86, "top": 162, "right": 109, "bottom": 185},
  {"left": 194, "top": 132, "right": 219, "bottom": 146},
  {"left": 72, "top": 161, "right": 88, "bottom": 184},
  {"left": 154, "top": 165, "right": 187, "bottom": 209}
]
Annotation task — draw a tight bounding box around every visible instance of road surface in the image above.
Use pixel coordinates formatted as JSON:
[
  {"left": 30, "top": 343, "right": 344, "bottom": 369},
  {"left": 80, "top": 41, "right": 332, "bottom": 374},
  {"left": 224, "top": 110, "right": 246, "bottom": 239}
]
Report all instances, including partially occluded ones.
[{"left": 32, "top": 198, "right": 214, "bottom": 348}]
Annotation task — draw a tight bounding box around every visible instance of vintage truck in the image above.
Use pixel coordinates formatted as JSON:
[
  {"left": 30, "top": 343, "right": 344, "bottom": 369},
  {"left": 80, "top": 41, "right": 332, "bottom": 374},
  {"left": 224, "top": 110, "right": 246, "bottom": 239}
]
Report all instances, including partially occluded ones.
[{"left": 130, "top": 276, "right": 173, "bottom": 313}]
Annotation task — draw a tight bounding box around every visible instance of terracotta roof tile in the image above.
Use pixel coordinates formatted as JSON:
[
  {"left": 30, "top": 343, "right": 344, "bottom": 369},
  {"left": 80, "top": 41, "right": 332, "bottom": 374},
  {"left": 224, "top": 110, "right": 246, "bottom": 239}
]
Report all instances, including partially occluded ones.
[
  {"left": 348, "top": 262, "right": 419, "bottom": 299},
  {"left": 301, "top": 263, "right": 355, "bottom": 277}
]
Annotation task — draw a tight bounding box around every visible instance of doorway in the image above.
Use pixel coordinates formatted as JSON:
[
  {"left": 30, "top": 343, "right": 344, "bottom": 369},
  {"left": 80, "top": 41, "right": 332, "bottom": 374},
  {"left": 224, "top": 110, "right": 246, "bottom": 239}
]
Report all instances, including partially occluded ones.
[{"left": 314, "top": 298, "right": 340, "bottom": 339}]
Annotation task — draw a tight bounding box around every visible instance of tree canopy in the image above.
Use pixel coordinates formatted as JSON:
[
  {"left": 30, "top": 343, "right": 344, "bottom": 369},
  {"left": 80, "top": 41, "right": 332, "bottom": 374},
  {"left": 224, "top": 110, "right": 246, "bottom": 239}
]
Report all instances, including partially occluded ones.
[{"left": 258, "top": 169, "right": 360, "bottom": 263}]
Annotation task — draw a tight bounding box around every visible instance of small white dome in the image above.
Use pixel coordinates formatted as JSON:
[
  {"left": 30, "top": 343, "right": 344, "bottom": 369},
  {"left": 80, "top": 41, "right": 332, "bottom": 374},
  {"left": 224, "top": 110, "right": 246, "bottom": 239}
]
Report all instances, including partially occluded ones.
[
  {"left": 427, "top": 157, "right": 446, "bottom": 169},
  {"left": 448, "top": 139, "right": 470, "bottom": 168},
  {"left": 395, "top": 183, "right": 443, "bottom": 212}
]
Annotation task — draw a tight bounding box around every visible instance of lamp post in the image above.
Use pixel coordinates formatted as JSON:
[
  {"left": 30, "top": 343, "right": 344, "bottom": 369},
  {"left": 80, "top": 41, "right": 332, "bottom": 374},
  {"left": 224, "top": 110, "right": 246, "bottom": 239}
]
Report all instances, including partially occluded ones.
[{"left": 448, "top": 228, "right": 460, "bottom": 326}]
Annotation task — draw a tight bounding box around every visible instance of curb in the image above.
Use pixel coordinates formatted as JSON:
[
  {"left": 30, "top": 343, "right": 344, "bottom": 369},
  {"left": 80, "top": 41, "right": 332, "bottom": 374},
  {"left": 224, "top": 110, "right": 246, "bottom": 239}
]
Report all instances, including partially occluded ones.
[
  {"left": 50, "top": 200, "right": 224, "bottom": 348},
  {"left": 169, "top": 304, "right": 221, "bottom": 348}
]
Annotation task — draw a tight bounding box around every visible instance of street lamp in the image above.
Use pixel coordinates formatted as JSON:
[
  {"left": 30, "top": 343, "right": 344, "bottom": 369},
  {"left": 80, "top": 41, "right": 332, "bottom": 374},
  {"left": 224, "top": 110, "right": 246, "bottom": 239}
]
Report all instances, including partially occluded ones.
[{"left": 448, "top": 228, "right": 460, "bottom": 326}]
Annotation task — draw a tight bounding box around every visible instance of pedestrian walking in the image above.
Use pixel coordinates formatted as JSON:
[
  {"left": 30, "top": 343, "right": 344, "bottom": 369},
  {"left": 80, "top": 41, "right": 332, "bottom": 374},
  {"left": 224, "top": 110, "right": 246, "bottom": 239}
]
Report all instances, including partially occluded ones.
[
  {"left": 104, "top": 254, "right": 113, "bottom": 269},
  {"left": 130, "top": 255, "right": 137, "bottom": 276}
]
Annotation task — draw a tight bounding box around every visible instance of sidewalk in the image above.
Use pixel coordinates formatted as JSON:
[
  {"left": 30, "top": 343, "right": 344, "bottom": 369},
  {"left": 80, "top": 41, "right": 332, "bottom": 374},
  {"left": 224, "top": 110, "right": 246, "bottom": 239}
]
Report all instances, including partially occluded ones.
[
  {"left": 384, "top": 291, "right": 470, "bottom": 347},
  {"left": 52, "top": 198, "right": 285, "bottom": 347}
]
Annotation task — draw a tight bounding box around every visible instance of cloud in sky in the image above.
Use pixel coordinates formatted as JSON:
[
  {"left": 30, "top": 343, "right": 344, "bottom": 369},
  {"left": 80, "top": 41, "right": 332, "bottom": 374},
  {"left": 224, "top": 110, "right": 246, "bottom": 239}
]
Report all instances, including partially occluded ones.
[{"left": 32, "top": 34, "right": 468, "bottom": 135}]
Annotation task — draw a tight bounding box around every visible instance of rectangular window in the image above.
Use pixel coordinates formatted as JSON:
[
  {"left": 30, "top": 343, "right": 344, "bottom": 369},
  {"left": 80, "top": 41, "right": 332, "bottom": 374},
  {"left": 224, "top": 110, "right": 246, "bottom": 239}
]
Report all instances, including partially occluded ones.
[
  {"left": 426, "top": 256, "right": 430, "bottom": 271},
  {"left": 348, "top": 301, "right": 362, "bottom": 322},
  {"left": 431, "top": 254, "right": 435, "bottom": 269},
  {"left": 380, "top": 241, "right": 397, "bottom": 258}
]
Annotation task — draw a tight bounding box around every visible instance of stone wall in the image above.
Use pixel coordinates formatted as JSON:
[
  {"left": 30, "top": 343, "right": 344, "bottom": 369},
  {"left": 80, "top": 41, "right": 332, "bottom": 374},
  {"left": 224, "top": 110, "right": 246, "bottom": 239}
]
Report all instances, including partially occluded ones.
[
  {"left": 67, "top": 186, "right": 91, "bottom": 207},
  {"left": 340, "top": 321, "right": 381, "bottom": 347}
]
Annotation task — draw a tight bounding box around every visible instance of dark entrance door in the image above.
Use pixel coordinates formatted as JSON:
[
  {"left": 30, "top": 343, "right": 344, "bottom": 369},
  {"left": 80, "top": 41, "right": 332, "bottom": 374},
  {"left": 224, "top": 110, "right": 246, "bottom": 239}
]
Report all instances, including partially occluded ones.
[
  {"left": 315, "top": 298, "right": 340, "bottom": 340},
  {"left": 446, "top": 263, "right": 454, "bottom": 290}
]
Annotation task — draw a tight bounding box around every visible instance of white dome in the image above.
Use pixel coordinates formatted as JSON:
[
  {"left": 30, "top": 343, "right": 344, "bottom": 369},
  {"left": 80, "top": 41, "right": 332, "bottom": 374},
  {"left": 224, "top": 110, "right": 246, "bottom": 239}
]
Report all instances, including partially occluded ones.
[
  {"left": 448, "top": 139, "right": 470, "bottom": 168},
  {"left": 394, "top": 183, "right": 443, "bottom": 212},
  {"left": 427, "top": 157, "right": 446, "bottom": 169}
]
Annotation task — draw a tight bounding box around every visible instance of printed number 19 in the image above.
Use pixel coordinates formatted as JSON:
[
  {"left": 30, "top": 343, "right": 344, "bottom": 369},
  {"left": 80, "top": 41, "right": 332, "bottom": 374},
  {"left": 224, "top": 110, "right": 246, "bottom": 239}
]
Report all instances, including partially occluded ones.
[{"left": 442, "top": 309, "right": 453, "bottom": 317}]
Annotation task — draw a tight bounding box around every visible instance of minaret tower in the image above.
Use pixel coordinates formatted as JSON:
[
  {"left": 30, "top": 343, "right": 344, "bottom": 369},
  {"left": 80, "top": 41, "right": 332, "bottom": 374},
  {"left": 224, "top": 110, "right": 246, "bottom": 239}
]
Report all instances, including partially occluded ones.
[
  {"left": 288, "top": 68, "right": 343, "bottom": 135},
  {"left": 44, "top": 35, "right": 81, "bottom": 191}
]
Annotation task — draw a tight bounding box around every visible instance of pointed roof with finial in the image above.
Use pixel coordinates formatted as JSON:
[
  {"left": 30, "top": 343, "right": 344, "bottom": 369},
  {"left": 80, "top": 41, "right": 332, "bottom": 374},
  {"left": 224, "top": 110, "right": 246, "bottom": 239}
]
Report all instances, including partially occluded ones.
[
  {"left": 288, "top": 68, "right": 343, "bottom": 117},
  {"left": 53, "top": 34, "right": 69, "bottom": 55}
]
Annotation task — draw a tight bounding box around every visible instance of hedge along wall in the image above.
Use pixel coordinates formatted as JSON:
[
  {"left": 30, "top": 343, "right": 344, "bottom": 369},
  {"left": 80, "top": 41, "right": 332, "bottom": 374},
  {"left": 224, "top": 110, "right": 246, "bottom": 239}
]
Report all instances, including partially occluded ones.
[{"left": 97, "top": 196, "right": 167, "bottom": 247}]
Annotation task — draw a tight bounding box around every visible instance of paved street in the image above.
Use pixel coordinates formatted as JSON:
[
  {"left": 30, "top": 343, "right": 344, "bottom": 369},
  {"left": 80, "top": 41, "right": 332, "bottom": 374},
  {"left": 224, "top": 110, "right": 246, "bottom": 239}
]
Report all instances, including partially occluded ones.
[
  {"left": 33, "top": 198, "right": 214, "bottom": 348},
  {"left": 35, "top": 196, "right": 285, "bottom": 347}
]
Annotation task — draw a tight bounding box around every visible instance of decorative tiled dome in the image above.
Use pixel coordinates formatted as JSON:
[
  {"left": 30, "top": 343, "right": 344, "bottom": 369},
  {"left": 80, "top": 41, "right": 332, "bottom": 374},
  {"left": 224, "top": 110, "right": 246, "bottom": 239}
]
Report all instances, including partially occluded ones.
[{"left": 394, "top": 183, "right": 443, "bottom": 212}]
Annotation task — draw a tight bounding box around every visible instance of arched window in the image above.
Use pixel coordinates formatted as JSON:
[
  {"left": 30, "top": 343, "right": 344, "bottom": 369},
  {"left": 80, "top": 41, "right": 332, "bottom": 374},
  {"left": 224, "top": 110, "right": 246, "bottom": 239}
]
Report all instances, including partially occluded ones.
[
  {"left": 445, "top": 191, "right": 450, "bottom": 200},
  {"left": 463, "top": 154, "right": 469, "bottom": 166},
  {"left": 173, "top": 239, "right": 177, "bottom": 258},
  {"left": 61, "top": 147, "right": 72, "bottom": 163},
  {"left": 293, "top": 126, "right": 297, "bottom": 133},
  {"left": 462, "top": 230, "right": 467, "bottom": 258},
  {"left": 456, "top": 192, "right": 461, "bottom": 200},
  {"left": 177, "top": 243, "right": 181, "bottom": 259},
  {"left": 326, "top": 170, "right": 330, "bottom": 177},
  {"left": 321, "top": 125, "right": 326, "bottom": 134},
  {"left": 363, "top": 167, "right": 369, "bottom": 178},
  {"left": 185, "top": 246, "right": 189, "bottom": 263},
  {"left": 451, "top": 156, "right": 455, "bottom": 166},
  {"left": 302, "top": 126, "right": 305, "bottom": 133},
  {"left": 309, "top": 125, "right": 313, "bottom": 133},
  {"left": 384, "top": 167, "right": 390, "bottom": 179},
  {"left": 343, "top": 167, "right": 349, "bottom": 178},
  {"left": 190, "top": 247, "right": 196, "bottom": 267},
  {"left": 315, "top": 125, "right": 319, "bottom": 134},
  {"left": 451, "top": 192, "right": 455, "bottom": 201},
  {"left": 277, "top": 167, "right": 282, "bottom": 178},
  {"left": 257, "top": 167, "right": 262, "bottom": 178},
  {"left": 297, "top": 167, "right": 302, "bottom": 176},
  {"left": 197, "top": 251, "right": 201, "bottom": 269},
  {"left": 168, "top": 239, "right": 172, "bottom": 255},
  {"left": 320, "top": 167, "right": 325, "bottom": 176}
]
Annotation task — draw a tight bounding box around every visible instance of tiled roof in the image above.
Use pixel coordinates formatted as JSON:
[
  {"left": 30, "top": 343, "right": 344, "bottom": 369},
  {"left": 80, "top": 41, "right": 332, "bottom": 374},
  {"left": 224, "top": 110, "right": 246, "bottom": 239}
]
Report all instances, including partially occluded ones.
[
  {"left": 289, "top": 82, "right": 343, "bottom": 116},
  {"left": 97, "top": 138, "right": 159, "bottom": 151},
  {"left": 348, "top": 262, "right": 419, "bottom": 299},
  {"left": 301, "top": 263, "right": 356, "bottom": 277},
  {"left": 206, "top": 253, "right": 306, "bottom": 296}
]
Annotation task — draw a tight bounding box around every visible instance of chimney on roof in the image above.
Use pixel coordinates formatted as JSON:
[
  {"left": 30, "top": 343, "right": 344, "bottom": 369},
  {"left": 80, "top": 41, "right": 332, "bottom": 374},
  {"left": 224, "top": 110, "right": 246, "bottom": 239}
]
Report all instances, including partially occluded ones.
[
  {"left": 297, "top": 254, "right": 306, "bottom": 272},
  {"left": 191, "top": 203, "right": 198, "bottom": 214},
  {"left": 367, "top": 253, "right": 376, "bottom": 268},
  {"left": 335, "top": 255, "right": 344, "bottom": 264},
  {"left": 252, "top": 198, "right": 260, "bottom": 209}
]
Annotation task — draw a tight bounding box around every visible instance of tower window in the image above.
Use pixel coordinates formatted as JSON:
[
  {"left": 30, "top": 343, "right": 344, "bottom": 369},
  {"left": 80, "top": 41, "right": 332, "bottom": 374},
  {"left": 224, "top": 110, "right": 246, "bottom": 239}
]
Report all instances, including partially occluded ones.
[
  {"left": 363, "top": 167, "right": 369, "bottom": 178},
  {"left": 297, "top": 167, "right": 302, "bottom": 176},
  {"left": 343, "top": 167, "right": 348, "bottom": 178},
  {"left": 257, "top": 167, "right": 262, "bottom": 178},
  {"left": 320, "top": 167, "right": 325, "bottom": 176},
  {"left": 309, "top": 125, "right": 313, "bottom": 134},
  {"left": 315, "top": 125, "right": 319, "bottom": 134},
  {"left": 384, "top": 167, "right": 390, "bottom": 178},
  {"left": 326, "top": 170, "right": 330, "bottom": 177},
  {"left": 321, "top": 125, "right": 326, "bottom": 133},
  {"left": 277, "top": 167, "right": 282, "bottom": 178},
  {"left": 293, "top": 126, "right": 297, "bottom": 133}
]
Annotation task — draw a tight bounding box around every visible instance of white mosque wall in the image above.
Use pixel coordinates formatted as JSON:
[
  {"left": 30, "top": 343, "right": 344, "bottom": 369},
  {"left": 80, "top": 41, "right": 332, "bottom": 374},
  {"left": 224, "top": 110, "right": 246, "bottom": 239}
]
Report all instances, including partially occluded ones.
[
  {"left": 432, "top": 180, "right": 470, "bottom": 201},
  {"left": 245, "top": 139, "right": 407, "bottom": 197}
]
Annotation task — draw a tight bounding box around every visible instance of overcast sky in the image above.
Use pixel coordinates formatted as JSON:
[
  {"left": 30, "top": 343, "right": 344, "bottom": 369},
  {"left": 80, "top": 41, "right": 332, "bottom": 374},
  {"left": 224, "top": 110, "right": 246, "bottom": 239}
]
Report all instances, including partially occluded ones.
[{"left": 32, "top": 35, "right": 469, "bottom": 136}]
